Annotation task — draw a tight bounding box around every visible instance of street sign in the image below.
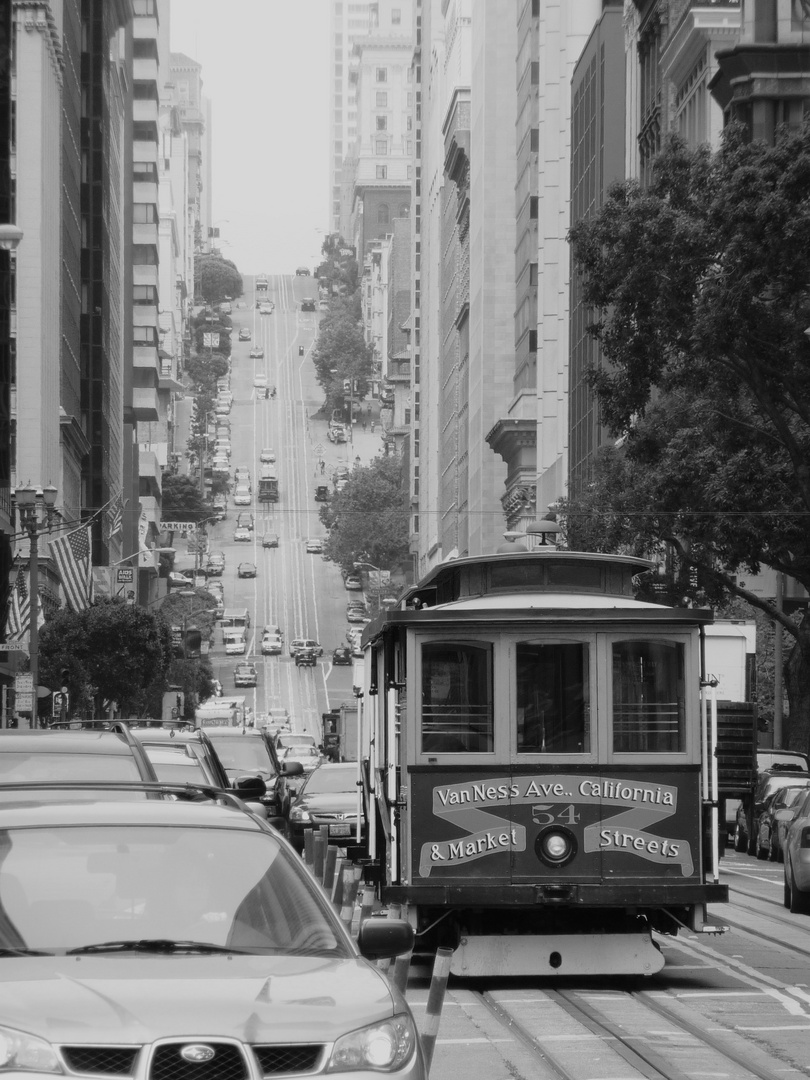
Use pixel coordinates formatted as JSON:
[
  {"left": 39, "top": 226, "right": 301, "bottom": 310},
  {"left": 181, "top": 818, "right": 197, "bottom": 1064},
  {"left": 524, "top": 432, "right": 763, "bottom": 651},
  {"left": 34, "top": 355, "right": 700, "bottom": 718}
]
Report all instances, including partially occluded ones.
[
  {"left": 52, "top": 691, "right": 69, "bottom": 717},
  {"left": 314, "top": 443, "right": 325, "bottom": 456},
  {"left": 14, "top": 673, "right": 33, "bottom": 713},
  {"left": 116, "top": 567, "right": 134, "bottom": 583},
  {"left": 162, "top": 520, "right": 198, "bottom": 533}
]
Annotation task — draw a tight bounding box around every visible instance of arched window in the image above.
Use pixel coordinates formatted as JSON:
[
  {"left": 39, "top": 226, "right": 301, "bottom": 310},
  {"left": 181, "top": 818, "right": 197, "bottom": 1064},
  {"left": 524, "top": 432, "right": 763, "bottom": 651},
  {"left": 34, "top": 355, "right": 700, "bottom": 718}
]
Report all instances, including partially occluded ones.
[{"left": 377, "top": 203, "right": 390, "bottom": 224}]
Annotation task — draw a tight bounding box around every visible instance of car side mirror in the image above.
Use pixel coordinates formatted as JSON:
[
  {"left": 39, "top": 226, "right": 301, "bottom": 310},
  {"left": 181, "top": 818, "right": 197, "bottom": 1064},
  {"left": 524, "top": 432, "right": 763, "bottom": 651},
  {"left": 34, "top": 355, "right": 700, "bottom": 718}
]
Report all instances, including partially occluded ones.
[
  {"left": 283, "top": 761, "right": 304, "bottom": 777},
  {"left": 356, "top": 917, "right": 415, "bottom": 961},
  {"left": 233, "top": 775, "right": 267, "bottom": 800}
]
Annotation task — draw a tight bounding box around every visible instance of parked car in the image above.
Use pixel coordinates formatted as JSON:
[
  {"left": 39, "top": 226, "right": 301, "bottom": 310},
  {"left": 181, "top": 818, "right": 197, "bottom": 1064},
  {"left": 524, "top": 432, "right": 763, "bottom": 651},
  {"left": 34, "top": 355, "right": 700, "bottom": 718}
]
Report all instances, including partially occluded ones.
[
  {"left": 224, "top": 632, "right": 247, "bottom": 656},
  {"left": 315, "top": 485, "right": 330, "bottom": 502},
  {"left": 784, "top": 787, "right": 810, "bottom": 913},
  {"left": 236, "top": 511, "right": 254, "bottom": 531},
  {"left": 733, "top": 753, "right": 810, "bottom": 853},
  {"left": 343, "top": 573, "right": 363, "bottom": 591},
  {"left": 262, "top": 531, "right": 280, "bottom": 548},
  {"left": 347, "top": 603, "right": 369, "bottom": 624},
  {"left": 233, "top": 485, "right": 252, "bottom": 506},
  {"left": 233, "top": 662, "right": 258, "bottom": 688},
  {"left": 206, "top": 551, "right": 226, "bottom": 576},
  {"left": 332, "top": 646, "right": 352, "bottom": 666},
  {"left": 238, "top": 327, "right": 251, "bottom": 341},
  {"left": 250, "top": 346, "right": 264, "bottom": 359},
  {"left": 295, "top": 647, "right": 318, "bottom": 668},
  {"left": 295, "top": 266, "right": 311, "bottom": 276},
  {"left": 237, "top": 562, "right": 257, "bottom": 579},
  {"left": 300, "top": 297, "right": 316, "bottom": 312},
  {"left": 233, "top": 525, "right": 251, "bottom": 543},
  {"left": 736, "top": 772, "right": 810, "bottom": 854},
  {"left": 211, "top": 494, "right": 228, "bottom": 521},
  {"left": 757, "top": 781, "right": 810, "bottom": 861},
  {"left": 289, "top": 637, "right": 323, "bottom": 658},
  {"left": 287, "top": 763, "right": 365, "bottom": 853},
  {"left": 305, "top": 538, "right": 324, "bottom": 554}
]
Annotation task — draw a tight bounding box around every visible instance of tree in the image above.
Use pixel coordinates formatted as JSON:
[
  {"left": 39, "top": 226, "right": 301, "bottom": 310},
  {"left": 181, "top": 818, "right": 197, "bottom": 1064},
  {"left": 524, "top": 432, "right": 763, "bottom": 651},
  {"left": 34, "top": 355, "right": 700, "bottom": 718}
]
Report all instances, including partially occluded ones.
[
  {"left": 161, "top": 475, "right": 209, "bottom": 523},
  {"left": 318, "top": 455, "right": 410, "bottom": 574},
  {"left": 311, "top": 292, "right": 374, "bottom": 413},
  {"left": 194, "top": 254, "right": 243, "bottom": 304},
  {"left": 566, "top": 121, "right": 810, "bottom": 752},
  {"left": 39, "top": 599, "right": 174, "bottom": 718}
]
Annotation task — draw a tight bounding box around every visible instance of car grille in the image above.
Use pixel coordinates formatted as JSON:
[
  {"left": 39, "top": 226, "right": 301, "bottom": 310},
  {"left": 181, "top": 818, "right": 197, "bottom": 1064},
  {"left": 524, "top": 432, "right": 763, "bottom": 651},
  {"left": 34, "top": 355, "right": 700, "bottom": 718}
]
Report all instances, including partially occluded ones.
[
  {"left": 313, "top": 813, "right": 356, "bottom": 822},
  {"left": 150, "top": 1043, "right": 247, "bottom": 1080},
  {"left": 59, "top": 1042, "right": 327, "bottom": 1079},
  {"left": 61, "top": 1046, "right": 139, "bottom": 1075},
  {"left": 253, "top": 1045, "right": 325, "bottom": 1075}
]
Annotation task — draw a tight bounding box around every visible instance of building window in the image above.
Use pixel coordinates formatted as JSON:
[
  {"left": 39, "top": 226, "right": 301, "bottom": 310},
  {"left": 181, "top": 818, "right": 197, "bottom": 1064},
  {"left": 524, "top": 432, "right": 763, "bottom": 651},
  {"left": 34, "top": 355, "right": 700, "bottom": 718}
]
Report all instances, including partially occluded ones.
[
  {"left": 133, "top": 326, "right": 158, "bottom": 346},
  {"left": 133, "top": 161, "right": 158, "bottom": 182},
  {"left": 530, "top": 127, "right": 539, "bottom": 152},
  {"left": 133, "top": 203, "right": 158, "bottom": 224},
  {"left": 132, "top": 245, "right": 158, "bottom": 265},
  {"left": 376, "top": 91, "right": 388, "bottom": 107},
  {"left": 133, "top": 0, "right": 157, "bottom": 12},
  {"left": 407, "top": 116, "right": 412, "bottom": 131},
  {"left": 376, "top": 115, "right": 388, "bottom": 132},
  {"left": 529, "top": 196, "right": 539, "bottom": 219},
  {"left": 133, "top": 285, "right": 158, "bottom": 306},
  {"left": 375, "top": 139, "right": 388, "bottom": 155},
  {"left": 392, "top": 8, "right": 401, "bottom": 24},
  {"left": 376, "top": 67, "right": 387, "bottom": 82},
  {"left": 378, "top": 204, "right": 390, "bottom": 224},
  {"left": 529, "top": 262, "right": 538, "bottom": 286},
  {"left": 376, "top": 165, "right": 388, "bottom": 179}
]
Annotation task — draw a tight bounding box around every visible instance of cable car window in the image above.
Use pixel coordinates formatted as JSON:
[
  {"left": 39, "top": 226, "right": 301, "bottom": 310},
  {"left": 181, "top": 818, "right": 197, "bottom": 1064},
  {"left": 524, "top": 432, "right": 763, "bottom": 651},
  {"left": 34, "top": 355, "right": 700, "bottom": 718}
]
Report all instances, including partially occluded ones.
[
  {"left": 420, "top": 643, "right": 493, "bottom": 753},
  {"left": 516, "top": 642, "right": 590, "bottom": 753},
  {"left": 612, "top": 641, "right": 685, "bottom": 753}
]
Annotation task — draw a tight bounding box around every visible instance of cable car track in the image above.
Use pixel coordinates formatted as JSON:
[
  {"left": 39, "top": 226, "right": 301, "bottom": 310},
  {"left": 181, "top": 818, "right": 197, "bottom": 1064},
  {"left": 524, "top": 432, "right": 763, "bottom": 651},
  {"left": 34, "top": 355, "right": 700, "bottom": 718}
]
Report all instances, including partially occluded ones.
[{"left": 470, "top": 984, "right": 790, "bottom": 1080}]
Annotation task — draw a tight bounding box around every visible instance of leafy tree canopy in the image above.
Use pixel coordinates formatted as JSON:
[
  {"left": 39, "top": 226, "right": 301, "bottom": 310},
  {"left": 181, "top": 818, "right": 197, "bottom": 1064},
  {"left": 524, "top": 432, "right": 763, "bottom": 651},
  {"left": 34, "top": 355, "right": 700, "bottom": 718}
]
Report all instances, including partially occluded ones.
[
  {"left": 314, "top": 234, "right": 359, "bottom": 295},
  {"left": 161, "top": 475, "right": 209, "bottom": 524},
  {"left": 312, "top": 292, "right": 374, "bottom": 413},
  {"left": 39, "top": 599, "right": 174, "bottom": 718},
  {"left": 318, "top": 455, "right": 410, "bottom": 574},
  {"left": 195, "top": 254, "right": 243, "bottom": 305},
  {"left": 566, "top": 121, "right": 810, "bottom": 751}
]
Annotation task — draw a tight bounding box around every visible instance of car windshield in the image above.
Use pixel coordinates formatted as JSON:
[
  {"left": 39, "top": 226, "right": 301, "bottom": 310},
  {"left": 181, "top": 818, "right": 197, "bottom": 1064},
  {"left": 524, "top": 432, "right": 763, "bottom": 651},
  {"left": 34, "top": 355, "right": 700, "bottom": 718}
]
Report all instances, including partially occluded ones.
[
  {"left": 0, "top": 824, "right": 347, "bottom": 956},
  {"left": 140, "top": 748, "right": 210, "bottom": 785},
  {"left": 302, "top": 767, "right": 356, "bottom": 795},
  {"left": 0, "top": 752, "right": 145, "bottom": 801},
  {"left": 208, "top": 738, "right": 275, "bottom": 779}
]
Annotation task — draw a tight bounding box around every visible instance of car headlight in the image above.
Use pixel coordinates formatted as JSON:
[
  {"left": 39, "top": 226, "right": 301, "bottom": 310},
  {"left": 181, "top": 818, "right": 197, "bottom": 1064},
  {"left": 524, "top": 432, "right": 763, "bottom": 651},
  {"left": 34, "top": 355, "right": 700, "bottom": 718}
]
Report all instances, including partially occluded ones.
[
  {"left": 0, "top": 1026, "right": 62, "bottom": 1073},
  {"left": 326, "top": 1014, "right": 417, "bottom": 1073},
  {"left": 289, "top": 807, "right": 310, "bottom": 822}
]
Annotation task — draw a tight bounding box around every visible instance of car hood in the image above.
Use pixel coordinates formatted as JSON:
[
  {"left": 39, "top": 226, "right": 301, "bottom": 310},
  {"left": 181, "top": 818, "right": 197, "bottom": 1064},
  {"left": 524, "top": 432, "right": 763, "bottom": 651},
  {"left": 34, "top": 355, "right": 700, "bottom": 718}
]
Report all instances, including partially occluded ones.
[{"left": 0, "top": 955, "right": 397, "bottom": 1044}]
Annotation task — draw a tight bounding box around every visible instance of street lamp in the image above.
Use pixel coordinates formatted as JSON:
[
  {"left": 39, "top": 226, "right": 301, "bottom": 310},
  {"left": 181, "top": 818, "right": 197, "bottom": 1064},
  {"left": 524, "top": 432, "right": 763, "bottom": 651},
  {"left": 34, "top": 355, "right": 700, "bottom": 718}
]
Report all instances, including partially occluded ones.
[{"left": 15, "top": 482, "right": 59, "bottom": 727}]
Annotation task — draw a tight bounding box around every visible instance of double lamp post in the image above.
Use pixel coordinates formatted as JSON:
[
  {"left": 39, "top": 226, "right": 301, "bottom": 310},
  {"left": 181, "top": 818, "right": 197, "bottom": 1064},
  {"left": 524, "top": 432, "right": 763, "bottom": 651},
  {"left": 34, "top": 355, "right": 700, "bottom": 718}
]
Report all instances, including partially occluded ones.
[{"left": 15, "top": 483, "right": 58, "bottom": 727}]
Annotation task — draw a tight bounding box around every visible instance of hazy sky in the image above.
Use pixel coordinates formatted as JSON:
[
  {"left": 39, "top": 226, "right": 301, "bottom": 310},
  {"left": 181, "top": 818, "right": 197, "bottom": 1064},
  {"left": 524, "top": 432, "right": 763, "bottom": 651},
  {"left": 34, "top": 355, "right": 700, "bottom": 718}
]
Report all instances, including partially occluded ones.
[{"left": 170, "top": 0, "right": 330, "bottom": 275}]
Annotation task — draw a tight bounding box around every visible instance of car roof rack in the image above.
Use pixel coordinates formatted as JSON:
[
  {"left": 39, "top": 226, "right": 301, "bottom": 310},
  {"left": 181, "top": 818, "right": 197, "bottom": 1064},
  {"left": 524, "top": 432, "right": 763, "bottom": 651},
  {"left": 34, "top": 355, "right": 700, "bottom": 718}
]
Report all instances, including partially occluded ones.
[
  {"left": 0, "top": 779, "right": 250, "bottom": 809},
  {"left": 45, "top": 719, "right": 161, "bottom": 757}
]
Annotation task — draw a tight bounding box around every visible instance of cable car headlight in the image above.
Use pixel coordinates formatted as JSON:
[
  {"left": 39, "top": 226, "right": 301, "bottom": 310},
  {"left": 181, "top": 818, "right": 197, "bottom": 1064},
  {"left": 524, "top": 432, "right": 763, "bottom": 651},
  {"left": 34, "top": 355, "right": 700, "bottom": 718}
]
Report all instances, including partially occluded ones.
[{"left": 535, "top": 827, "right": 577, "bottom": 868}]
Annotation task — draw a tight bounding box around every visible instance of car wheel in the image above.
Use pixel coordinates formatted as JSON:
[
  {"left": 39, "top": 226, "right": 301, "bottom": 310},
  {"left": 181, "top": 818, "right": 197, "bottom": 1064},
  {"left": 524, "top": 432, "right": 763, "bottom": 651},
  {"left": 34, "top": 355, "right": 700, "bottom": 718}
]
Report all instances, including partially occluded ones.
[
  {"left": 733, "top": 822, "right": 746, "bottom": 853},
  {"left": 789, "top": 868, "right": 810, "bottom": 915},
  {"left": 756, "top": 835, "right": 769, "bottom": 860},
  {"left": 769, "top": 836, "right": 779, "bottom": 862}
]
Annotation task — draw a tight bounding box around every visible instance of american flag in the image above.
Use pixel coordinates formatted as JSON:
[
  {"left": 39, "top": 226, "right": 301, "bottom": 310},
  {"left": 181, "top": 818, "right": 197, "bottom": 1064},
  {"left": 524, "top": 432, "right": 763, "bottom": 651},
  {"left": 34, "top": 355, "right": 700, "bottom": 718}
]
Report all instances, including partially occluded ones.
[
  {"left": 48, "top": 524, "right": 94, "bottom": 612},
  {"left": 105, "top": 492, "right": 126, "bottom": 542},
  {"left": 5, "top": 565, "right": 30, "bottom": 640}
]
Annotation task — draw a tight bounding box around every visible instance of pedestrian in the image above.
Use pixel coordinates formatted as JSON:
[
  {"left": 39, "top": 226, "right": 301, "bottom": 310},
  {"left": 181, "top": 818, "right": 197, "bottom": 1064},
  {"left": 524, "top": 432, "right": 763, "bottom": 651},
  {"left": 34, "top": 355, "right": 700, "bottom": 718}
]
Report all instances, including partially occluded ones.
[
  {"left": 319, "top": 459, "right": 325, "bottom": 475},
  {"left": 361, "top": 418, "right": 367, "bottom": 430}
]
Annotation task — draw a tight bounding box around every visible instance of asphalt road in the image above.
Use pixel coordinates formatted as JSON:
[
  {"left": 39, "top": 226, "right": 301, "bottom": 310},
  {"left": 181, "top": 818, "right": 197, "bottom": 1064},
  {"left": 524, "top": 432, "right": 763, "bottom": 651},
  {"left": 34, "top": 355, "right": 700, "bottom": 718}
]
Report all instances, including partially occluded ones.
[{"left": 182, "top": 274, "right": 381, "bottom": 743}]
